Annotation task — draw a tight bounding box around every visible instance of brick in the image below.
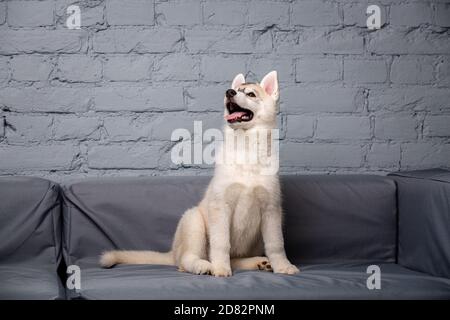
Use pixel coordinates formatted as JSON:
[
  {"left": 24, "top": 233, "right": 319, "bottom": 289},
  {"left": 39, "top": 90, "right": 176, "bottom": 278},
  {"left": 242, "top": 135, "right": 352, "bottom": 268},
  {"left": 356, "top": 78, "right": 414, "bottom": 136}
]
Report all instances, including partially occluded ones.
[
  {"left": 185, "top": 29, "right": 225, "bottom": 53},
  {"left": 103, "top": 116, "right": 152, "bottom": 141},
  {"left": 93, "top": 28, "right": 181, "bottom": 53},
  {"left": 277, "top": 116, "right": 285, "bottom": 139},
  {"left": 369, "top": 88, "right": 450, "bottom": 112},
  {"left": 10, "top": 55, "right": 53, "bottom": 81},
  {"left": 78, "top": 3, "right": 104, "bottom": 27},
  {"left": 156, "top": 0, "right": 201, "bottom": 26},
  {"left": 390, "top": 57, "right": 434, "bottom": 85},
  {"left": 0, "top": 30, "right": 88, "bottom": 54},
  {"left": 103, "top": 55, "right": 152, "bottom": 81},
  {"left": 275, "top": 29, "right": 363, "bottom": 54},
  {"left": 316, "top": 116, "right": 371, "bottom": 140},
  {"left": 185, "top": 85, "right": 225, "bottom": 112},
  {"left": 88, "top": 144, "right": 161, "bottom": 169},
  {"left": 390, "top": 3, "right": 432, "bottom": 27},
  {"left": 5, "top": 115, "right": 52, "bottom": 142},
  {"left": 55, "top": 0, "right": 104, "bottom": 27},
  {"left": 7, "top": 0, "right": 54, "bottom": 27},
  {"left": 185, "top": 28, "right": 272, "bottom": 54},
  {"left": 0, "top": 145, "right": 77, "bottom": 171},
  {"left": 0, "top": 2, "right": 5, "bottom": 25},
  {"left": 402, "top": 143, "right": 450, "bottom": 169},
  {"left": 285, "top": 115, "right": 315, "bottom": 139},
  {"left": 57, "top": 55, "right": 102, "bottom": 82},
  {"left": 53, "top": 116, "right": 101, "bottom": 140},
  {"left": 94, "top": 86, "right": 184, "bottom": 112},
  {"left": 375, "top": 114, "right": 417, "bottom": 140},
  {"left": 296, "top": 58, "right": 341, "bottom": 83},
  {"left": 282, "top": 87, "right": 364, "bottom": 114},
  {"left": 203, "top": 1, "right": 246, "bottom": 26},
  {"left": 0, "top": 0, "right": 448, "bottom": 177},
  {"left": 344, "top": 59, "right": 387, "bottom": 84},
  {"left": 248, "top": 1, "right": 289, "bottom": 27},
  {"left": 0, "top": 57, "right": 9, "bottom": 82},
  {"left": 436, "top": 3, "right": 450, "bottom": 27},
  {"left": 280, "top": 143, "right": 363, "bottom": 168},
  {"left": 367, "top": 143, "right": 401, "bottom": 169},
  {"left": 368, "top": 28, "right": 450, "bottom": 55},
  {"left": 291, "top": 1, "right": 339, "bottom": 26},
  {"left": 247, "top": 57, "right": 294, "bottom": 83},
  {"left": 343, "top": 2, "right": 387, "bottom": 27},
  {"left": 150, "top": 113, "right": 223, "bottom": 140},
  {"left": 106, "top": 0, "right": 154, "bottom": 26},
  {"left": 424, "top": 116, "right": 450, "bottom": 137},
  {"left": 0, "top": 87, "right": 91, "bottom": 112},
  {"left": 201, "top": 56, "right": 246, "bottom": 82},
  {"left": 437, "top": 58, "right": 450, "bottom": 87},
  {"left": 153, "top": 54, "right": 199, "bottom": 81}
]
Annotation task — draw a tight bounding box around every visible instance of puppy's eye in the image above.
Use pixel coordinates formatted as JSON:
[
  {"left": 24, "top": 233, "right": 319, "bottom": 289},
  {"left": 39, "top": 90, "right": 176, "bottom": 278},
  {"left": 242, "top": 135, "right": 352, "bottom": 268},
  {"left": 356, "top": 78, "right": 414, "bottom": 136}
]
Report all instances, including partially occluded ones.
[{"left": 246, "top": 92, "right": 256, "bottom": 98}]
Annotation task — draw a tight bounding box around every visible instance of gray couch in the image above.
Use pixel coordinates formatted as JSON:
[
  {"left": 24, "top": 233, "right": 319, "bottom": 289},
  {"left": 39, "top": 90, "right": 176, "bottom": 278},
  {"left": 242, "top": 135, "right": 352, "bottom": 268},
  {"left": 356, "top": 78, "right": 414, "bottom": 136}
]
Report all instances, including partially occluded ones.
[
  {"left": 1, "top": 170, "right": 449, "bottom": 299},
  {"left": 0, "top": 177, "right": 64, "bottom": 300}
]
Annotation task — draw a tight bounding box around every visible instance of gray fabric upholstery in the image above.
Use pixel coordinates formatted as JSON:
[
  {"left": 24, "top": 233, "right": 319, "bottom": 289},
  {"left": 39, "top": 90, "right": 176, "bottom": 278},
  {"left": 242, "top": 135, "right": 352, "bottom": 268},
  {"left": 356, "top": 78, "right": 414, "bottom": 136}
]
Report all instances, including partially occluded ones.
[
  {"left": 63, "top": 174, "right": 445, "bottom": 300},
  {"left": 0, "top": 177, "right": 64, "bottom": 300},
  {"left": 67, "top": 261, "right": 450, "bottom": 300},
  {"left": 389, "top": 169, "right": 450, "bottom": 278},
  {"left": 282, "top": 175, "right": 397, "bottom": 264},
  {"left": 62, "top": 176, "right": 210, "bottom": 268},
  {"left": 389, "top": 168, "right": 450, "bottom": 183},
  {"left": 0, "top": 264, "right": 64, "bottom": 300},
  {"left": 1, "top": 172, "right": 448, "bottom": 299},
  {"left": 62, "top": 175, "right": 397, "bottom": 268}
]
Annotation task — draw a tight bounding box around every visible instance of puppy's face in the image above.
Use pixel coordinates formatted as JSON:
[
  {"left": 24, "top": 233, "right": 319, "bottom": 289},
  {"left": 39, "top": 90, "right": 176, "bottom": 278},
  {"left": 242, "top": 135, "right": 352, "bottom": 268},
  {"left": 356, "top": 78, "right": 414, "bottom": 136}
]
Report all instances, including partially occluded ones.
[{"left": 224, "top": 71, "right": 279, "bottom": 130}]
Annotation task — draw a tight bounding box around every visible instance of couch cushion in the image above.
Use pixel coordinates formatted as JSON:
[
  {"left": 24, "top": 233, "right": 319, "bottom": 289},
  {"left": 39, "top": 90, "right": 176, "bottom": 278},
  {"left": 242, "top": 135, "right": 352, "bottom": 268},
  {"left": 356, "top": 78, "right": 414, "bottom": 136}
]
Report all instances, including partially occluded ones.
[
  {"left": 66, "top": 261, "right": 450, "bottom": 300},
  {"left": 0, "top": 176, "right": 64, "bottom": 299},
  {"left": 0, "top": 264, "right": 64, "bottom": 300},
  {"left": 62, "top": 175, "right": 397, "bottom": 267},
  {"left": 389, "top": 169, "right": 450, "bottom": 278}
]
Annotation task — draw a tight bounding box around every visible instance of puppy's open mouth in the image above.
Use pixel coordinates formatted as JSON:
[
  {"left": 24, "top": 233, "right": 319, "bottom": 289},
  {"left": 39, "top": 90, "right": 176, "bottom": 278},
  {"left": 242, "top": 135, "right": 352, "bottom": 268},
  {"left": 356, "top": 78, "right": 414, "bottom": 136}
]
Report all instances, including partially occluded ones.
[{"left": 225, "top": 102, "right": 254, "bottom": 123}]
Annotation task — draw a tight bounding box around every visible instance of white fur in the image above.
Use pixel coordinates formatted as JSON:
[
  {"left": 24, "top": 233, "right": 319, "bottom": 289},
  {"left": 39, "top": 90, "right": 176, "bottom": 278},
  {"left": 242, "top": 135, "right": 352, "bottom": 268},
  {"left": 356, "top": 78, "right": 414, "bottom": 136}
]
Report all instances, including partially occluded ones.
[{"left": 100, "top": 71, "right": 299, "bottom": 277}]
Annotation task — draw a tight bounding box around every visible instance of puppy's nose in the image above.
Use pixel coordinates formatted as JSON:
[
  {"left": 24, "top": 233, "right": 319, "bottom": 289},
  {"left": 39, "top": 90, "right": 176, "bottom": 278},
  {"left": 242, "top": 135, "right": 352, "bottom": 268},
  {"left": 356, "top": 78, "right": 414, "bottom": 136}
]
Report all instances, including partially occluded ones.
[{"left": 226, "top": 89, "right": 237, "bottom": 98}]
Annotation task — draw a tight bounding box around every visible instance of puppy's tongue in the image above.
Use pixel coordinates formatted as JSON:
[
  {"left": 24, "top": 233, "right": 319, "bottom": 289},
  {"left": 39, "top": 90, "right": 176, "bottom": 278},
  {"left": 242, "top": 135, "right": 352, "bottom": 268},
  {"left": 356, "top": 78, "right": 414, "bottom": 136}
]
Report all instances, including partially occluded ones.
[{"left": 225, "top": 111, "right": 246, "bottom": 121}]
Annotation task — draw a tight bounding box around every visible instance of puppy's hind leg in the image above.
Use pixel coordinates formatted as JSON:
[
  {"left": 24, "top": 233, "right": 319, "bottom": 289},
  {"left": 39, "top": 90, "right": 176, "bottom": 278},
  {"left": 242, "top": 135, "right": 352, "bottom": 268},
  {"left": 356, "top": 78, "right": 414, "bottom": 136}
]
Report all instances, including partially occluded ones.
[
  {"left": 231, "top": 257, "right": 273, "bottom": 272},
  {"left": 174, "top": 208, "right": 212, "bottom": 275}
]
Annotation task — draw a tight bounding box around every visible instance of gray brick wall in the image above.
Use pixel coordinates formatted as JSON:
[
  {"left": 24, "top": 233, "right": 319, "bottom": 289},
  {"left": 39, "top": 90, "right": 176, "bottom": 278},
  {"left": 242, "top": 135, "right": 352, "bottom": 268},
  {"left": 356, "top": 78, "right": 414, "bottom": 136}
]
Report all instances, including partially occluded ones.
[{"left": 0, "top": 0, "right": 449, "bottom": 181}]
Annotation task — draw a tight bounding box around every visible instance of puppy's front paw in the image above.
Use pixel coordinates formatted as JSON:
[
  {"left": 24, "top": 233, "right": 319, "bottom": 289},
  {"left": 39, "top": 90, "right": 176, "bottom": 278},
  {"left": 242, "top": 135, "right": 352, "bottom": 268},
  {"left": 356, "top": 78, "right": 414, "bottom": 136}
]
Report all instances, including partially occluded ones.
[
  {"left": 273, "top": 263, "right": 299, "bottom": 275},
  {"left": 192, "top": 260, "right": 213, "bottom": 275},
  {"left": 212, "top": 264, "right": 232, "bottom": 277}
]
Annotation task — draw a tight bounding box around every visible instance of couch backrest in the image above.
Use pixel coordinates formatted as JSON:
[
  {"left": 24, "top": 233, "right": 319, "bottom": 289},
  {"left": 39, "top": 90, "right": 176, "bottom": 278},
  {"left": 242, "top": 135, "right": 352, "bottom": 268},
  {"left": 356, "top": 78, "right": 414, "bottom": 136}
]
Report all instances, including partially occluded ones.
[
  {"left": 0, "top": 177, "right": 62, "bottom": 265},
  {"left": 62, "top": 175, "right": 397, "bottom": 267},
  {"left": 62, "top": 176, "right": 209, "bottom": 267},
  {"left": 389, "top": 169, "right": 450, "bottom": 278},
  {"left": 282, "top": 175, "right": 396, "bottom": 263}
]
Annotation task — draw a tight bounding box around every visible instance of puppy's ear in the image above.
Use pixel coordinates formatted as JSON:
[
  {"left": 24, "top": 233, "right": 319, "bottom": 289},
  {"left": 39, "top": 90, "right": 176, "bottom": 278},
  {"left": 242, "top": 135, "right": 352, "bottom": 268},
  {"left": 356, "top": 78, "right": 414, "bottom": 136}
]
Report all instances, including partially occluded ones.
[
  {"left": 260, "top": 71, "right": 279, "bottom": 101},
  {"left": 231, "top": 73, "right": 245, "bottom": 90}
]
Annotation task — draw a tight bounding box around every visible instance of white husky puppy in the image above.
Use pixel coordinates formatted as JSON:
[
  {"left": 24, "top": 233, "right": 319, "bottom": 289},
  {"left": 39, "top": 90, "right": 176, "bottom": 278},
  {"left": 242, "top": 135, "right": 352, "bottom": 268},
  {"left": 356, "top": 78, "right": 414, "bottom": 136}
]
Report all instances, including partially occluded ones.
[{"left": 100, "top": 71, "right": 299, "bottom": 277}]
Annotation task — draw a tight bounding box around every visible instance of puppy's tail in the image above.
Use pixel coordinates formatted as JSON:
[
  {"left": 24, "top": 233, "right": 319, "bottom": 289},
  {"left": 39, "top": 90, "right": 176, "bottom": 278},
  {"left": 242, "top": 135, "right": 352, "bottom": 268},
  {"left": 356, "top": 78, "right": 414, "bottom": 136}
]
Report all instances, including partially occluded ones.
[{"left": 100, "top": 250, "right": 174, "bottom": 268}]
